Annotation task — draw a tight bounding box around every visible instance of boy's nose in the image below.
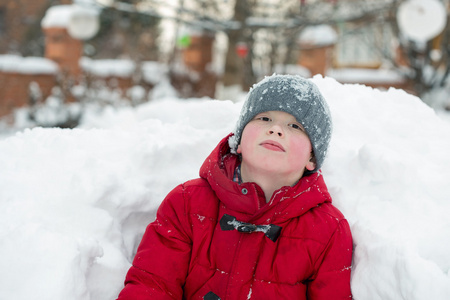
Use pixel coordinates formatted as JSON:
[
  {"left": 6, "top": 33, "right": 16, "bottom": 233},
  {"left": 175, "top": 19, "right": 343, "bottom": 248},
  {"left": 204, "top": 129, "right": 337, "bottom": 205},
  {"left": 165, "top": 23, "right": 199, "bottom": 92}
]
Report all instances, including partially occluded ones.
[
  {"left": 268, "top": 125, "right": 283, "bottom": 137},
  {"left": 269, "top": 131, "right": 282, "bottom": 136}
]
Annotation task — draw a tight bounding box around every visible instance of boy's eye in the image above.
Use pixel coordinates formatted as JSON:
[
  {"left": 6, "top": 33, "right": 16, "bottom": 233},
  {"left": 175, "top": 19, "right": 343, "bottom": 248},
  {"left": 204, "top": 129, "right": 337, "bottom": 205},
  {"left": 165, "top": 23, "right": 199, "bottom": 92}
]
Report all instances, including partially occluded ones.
[
  {"left": 258, "top": 117, "right": 271, "bottom": 122},
  {"left": 289, "top": 123, "right": 304, "bottom": 131}
]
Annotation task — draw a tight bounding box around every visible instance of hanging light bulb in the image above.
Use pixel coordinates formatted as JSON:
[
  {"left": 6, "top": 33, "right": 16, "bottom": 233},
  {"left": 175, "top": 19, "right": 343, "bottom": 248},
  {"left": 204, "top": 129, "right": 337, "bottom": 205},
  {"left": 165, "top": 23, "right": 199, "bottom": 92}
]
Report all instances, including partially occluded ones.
[{"left": 235, "top": 42, "right": 248, "bottom": 58}]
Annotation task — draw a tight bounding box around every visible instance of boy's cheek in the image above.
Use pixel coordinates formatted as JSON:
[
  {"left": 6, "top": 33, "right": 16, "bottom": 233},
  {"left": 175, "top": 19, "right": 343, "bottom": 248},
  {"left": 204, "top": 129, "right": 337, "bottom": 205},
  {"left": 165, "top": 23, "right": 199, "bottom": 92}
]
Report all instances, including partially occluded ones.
[
  {"left": 289, "top": 139, "right": 313, "bottom": 160},
  {"left": 241, "top": 125, "right": 260, "bottom": 142}
]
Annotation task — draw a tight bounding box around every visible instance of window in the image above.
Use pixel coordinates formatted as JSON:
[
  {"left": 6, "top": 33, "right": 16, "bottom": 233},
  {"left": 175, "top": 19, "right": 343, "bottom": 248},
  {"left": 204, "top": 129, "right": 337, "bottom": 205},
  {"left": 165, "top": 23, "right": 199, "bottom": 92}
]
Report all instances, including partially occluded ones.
[{"left": 336, "top": 23, "right": 393, "bottom": 68}]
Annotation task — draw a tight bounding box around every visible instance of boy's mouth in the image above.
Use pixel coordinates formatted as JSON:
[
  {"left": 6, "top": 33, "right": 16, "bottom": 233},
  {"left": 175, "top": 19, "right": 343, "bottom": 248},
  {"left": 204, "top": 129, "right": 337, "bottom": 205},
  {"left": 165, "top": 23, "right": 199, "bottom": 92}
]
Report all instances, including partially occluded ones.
[{"left": 260, "top": 140, "right": 285, "bottom": 152}]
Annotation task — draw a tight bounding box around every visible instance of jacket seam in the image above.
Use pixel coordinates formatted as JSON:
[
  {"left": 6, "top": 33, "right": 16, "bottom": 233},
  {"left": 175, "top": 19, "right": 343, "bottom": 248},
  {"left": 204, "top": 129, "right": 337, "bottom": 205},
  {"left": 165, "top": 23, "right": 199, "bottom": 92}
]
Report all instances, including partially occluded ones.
[
  {"left": 277, "top": 235, "right": 327, "bottom": 246},
  {"left": 316, "top": 207, "right": 346, "bottom": 221},
  {"left": 252, "top": 276, "right": 307, "bottom": 286},
  {"left": 191, "top": 261, "right": 309, "bottom": 287},
  {"left": 130, "top": 265, "right": 179, "bottom": 300},
  {"left": 311, "top": 219, "right": 344, "bottom": 275},
  {"left": 194, "top": 261, "right": 230, "bottom": 276},
  {"left": 225, "top": 233, "right": 244, "bottom": 299},
  {"left": 181, "top": 183, "right": 194, "bottom": 242},
  {"left": 245, "top": 202, "right": 281, "bottom": 299}
]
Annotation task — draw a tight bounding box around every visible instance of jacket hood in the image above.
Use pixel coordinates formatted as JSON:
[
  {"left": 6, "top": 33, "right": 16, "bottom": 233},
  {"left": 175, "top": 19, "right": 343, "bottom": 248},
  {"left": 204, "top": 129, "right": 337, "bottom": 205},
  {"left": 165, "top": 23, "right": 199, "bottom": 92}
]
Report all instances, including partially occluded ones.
[{"left": 199, "top": 134, "right": 332, "bottom": 222}]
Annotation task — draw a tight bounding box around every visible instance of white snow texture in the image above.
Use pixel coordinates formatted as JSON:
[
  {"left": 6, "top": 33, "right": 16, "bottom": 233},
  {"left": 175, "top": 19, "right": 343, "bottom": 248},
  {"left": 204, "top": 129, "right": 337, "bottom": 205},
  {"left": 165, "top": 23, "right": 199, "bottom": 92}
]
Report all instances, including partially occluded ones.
[{"left": 1, "top": 76, "right": 450, "bottom": 299}]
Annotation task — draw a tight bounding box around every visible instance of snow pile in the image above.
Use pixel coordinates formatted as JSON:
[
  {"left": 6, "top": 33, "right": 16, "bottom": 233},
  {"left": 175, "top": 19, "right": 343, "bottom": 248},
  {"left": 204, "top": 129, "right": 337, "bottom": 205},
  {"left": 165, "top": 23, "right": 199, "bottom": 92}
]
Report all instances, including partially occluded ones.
[
  {"left": 1, "top": 76, "right": 450, "bottom": 299},
  {"left": 315, "top": 79, "right": 450, "bottom": 299}
]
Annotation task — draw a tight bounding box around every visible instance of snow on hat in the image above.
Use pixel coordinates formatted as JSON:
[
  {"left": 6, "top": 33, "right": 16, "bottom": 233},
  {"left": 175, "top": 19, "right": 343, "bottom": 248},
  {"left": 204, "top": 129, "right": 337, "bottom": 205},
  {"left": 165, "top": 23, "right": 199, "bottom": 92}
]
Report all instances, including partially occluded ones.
[{"left": 229, "top": 74, "right": 333, "bottom": 174}]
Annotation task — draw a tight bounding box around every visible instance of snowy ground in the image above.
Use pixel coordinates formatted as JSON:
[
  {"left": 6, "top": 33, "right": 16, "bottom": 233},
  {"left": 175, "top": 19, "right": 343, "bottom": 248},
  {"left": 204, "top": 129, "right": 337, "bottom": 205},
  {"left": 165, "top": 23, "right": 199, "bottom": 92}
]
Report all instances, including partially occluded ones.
[{"left": 1, "top": 76, "right": 450, "bottom": 299}]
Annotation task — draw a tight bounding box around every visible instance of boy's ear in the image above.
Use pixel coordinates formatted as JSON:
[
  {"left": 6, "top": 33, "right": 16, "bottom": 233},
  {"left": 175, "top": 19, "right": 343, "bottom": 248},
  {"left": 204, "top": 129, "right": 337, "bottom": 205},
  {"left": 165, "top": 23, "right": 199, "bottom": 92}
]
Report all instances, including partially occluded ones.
[
  {"left": 305, "top": 155, "right": 316, "bottom": 171},
  {"left": 236, "top": 144, "right": 242, "bottom": 154},
  {"left": 305, "top": 161, "right": 315, "bottom": 171}
]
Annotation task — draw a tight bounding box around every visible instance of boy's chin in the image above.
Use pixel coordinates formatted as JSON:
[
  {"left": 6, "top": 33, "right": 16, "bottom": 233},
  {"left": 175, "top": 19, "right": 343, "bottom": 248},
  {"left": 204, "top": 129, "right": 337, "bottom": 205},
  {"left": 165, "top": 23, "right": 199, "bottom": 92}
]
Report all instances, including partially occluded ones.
[{"left": 251, "top": 162, "right": 305, "bottom": 177}]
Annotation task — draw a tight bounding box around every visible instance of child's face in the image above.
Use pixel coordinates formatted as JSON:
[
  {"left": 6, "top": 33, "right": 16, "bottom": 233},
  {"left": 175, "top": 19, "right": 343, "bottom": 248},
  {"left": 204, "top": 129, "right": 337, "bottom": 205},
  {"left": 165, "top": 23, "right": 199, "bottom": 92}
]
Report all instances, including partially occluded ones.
[{"left": 237, "top": 111, "right": 315, "bottom": 180}]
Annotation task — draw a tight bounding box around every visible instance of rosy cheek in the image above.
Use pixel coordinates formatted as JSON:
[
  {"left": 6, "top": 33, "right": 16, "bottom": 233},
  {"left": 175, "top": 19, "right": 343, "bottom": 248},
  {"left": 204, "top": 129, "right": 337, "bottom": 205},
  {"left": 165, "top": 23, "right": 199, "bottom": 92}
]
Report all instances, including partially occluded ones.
[
  {"left": 289, "top": 137, "right": 312, "bottom": 159},
  {"left": 244, "top": 126, "right": 260, "bottom": 140},
  {"left": 240, "top": 125, "right": 260, "bottom": 152}
]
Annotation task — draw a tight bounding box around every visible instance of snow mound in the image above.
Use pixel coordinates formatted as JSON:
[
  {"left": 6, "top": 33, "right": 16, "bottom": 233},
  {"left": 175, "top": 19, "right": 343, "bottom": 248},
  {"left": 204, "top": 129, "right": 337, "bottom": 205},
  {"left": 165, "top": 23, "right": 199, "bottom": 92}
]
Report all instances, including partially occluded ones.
[{"left": 0, "top": 77, "right": 449, "bottom": 299}]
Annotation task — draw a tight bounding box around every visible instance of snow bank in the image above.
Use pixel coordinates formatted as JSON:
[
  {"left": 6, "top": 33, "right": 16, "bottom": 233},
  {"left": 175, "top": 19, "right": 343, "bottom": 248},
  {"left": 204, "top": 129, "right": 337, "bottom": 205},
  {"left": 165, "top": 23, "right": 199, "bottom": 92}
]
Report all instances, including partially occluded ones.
[
  {"left": 1, "top": 76, "right": 450, "bottom": 299},
  {"left": 315, "top": 78, "right": 450, "bottom": 299}
]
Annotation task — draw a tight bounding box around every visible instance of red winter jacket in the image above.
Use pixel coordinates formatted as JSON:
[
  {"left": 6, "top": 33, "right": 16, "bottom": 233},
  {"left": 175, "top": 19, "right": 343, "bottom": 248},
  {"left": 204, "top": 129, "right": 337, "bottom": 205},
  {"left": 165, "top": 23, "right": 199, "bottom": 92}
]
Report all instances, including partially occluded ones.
[{"left": 117, "top": 135, "right": 353, "bottom": 300}]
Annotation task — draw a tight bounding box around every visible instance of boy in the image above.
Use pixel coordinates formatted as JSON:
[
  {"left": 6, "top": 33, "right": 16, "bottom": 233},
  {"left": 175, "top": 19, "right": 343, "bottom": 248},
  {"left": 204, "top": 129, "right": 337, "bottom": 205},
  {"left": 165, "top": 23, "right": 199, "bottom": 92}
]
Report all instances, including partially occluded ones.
[{"left": 117, "top": 74, "right": 353, "bottom": 299}]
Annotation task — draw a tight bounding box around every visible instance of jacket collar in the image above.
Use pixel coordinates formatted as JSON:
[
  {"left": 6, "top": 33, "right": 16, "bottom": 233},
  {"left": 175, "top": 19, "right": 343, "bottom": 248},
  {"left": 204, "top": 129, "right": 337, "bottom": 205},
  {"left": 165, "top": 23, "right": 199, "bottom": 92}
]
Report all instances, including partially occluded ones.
[{"left": 199, "top": 134, "right": 331, "bottom": 220}]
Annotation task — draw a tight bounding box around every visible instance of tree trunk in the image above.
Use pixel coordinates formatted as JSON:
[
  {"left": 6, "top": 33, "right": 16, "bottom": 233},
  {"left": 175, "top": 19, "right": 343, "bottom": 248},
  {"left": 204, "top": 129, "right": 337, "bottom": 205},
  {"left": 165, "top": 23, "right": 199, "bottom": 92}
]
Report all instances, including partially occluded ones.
[{"left": 222, "top": 0, "right": 254, "bottom": 89}]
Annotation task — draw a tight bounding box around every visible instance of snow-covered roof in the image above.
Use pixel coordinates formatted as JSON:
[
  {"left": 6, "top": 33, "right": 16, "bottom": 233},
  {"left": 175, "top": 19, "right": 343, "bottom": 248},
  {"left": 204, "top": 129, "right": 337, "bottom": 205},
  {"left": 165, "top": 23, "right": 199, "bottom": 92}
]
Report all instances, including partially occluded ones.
[
  {"left": 0, "top": 55, "right": 170, "bottom": 83},
  {"left": 298, "top": 25, "right": 338, "bottom": 47},
  {"left": 0, "top": 55, "right": 59, "bottom": 75},
  {"left": 41, "top": 4, "right": 100, "bottom": 36},
  {"left": 327, "top": 68, "right": 405, "bottom": 84},
  {"left": 80, "top": 57, "right": 136, "bottom": 78},
  {"left": 41, "top": 5, "right": 74, "bottom": 29}
]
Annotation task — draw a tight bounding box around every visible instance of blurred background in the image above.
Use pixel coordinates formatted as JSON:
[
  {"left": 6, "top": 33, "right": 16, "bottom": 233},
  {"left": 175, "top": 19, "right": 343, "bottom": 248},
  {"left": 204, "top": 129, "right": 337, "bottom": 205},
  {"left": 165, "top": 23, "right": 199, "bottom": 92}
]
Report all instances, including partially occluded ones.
[{"left": 1, "top": 0, "right": 449, "bottom": 130}]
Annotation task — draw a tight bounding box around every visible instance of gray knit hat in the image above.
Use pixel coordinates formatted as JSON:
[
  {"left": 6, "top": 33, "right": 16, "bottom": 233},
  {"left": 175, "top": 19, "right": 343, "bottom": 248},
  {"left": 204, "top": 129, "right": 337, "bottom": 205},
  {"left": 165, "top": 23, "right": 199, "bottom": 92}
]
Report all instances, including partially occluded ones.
[{"left": 229, "top": 74, "right": 332, "bottom": 174}]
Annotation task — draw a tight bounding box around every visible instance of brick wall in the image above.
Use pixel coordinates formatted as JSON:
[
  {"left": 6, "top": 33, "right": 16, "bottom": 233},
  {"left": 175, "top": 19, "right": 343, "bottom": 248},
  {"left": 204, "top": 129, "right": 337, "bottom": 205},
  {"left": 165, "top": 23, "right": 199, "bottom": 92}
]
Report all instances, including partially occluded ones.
[
  {"left": 0, "top": 0, "right": 44, "bottom": 51},
  {"left": 0, "top": 0, "right": 67, "bottom": 54},
  {"left": 0, "top": 71, "right": 56, "bottom": 117},
  {"left": 0, "top": 22, "right": 82, "bottom": 118}
]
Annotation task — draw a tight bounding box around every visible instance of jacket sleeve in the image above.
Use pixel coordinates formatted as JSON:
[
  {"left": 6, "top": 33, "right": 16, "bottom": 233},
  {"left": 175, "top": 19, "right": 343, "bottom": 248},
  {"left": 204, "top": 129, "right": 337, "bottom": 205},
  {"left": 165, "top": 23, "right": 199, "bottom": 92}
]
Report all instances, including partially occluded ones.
[
  {"left": 117, "top": 184, "right": 192, "bottom": 300},
  {"left": 307, "top": 219, "right": 353, "bottom": 299}
]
